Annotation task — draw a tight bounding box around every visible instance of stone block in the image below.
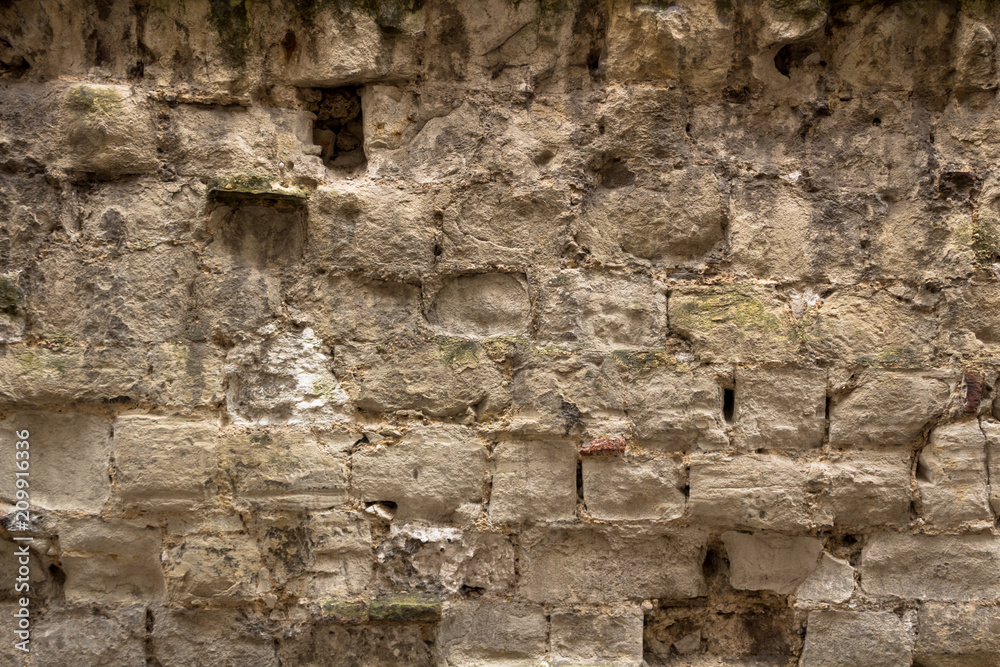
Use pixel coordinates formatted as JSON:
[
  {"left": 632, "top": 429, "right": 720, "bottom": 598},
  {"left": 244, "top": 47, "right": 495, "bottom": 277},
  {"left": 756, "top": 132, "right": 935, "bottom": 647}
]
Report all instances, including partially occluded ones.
[
  {"left": 518, "top": 526, "right": 706, "bottom": 603},
  {"left": 582, "top": 454, "right": 686, "bottom": 521},
  {"left": 688, "top": 454, "right": 821, "bottom": 530},
  {"left": 822, "top": 451, "right": 912, "bottom": 527},
  {"left": 627, "top": 368, "right": 728, "bottom": 450},
  {"left": 278, "top": 624, "right": 430, "bottom": 666},
  {"left": 351, "top": 425, "right": 486, "bottom": 524},
  {"left": 722, "top": 531, "right": 824, "bottom": 594},
  {"left": 0, "top": 344, "right": 149, "bottom": 405},
  {"left": 224, "top": 328, "right": 352, "bottom": 425},
  {"left": 376, "top": 524, "right": 515, "bottom": 594},
  {"left": 59, "top": 84, "right": 158, "bottom": 176},
  {"left": 732, "top": 367, "right": 826, "bottom": 450},
  {"left": 114, "top": 415, "right": 218, "bottom": 511},
  {"left": 796, "top": 552, "right": 856, "bottom": 604},
  {"left": 488, "top": 439, "right": 577, "bottom": 524},
  {"left": 288, "top": 274, "right": 422, "bottom": 345},
  {"left": 985, "top": 421, "right": 1000, "bottom": 515},
  {"left": 668, "top": 285, "right": 800, "bottom": 363},
  {"left": 149, "top": 342, "right": 225, "bottom": 408},
  {"left": 829, "top": 371, "right": 953, "bottom": 447},
  {"left": 509, "top": 350, "right": 626, "bottom": 436},
  {"left": 800, "top": 611, "right": 913, "bottom": 667},
  {"left": 151, "top": 609, "right": 278, "bottom": 667},
  {"left": 192, "top": 265, "right": 282, "bottom": 340},
  {"left": 302, "top": 511, "right": 372, "bottom": 598},
  {"left": 550, "top": 606, "right": 644, "bottom": 666},
  {"left": 427, "top": 273, "right": 531, "bottom": 338},
  {"left": 60, "top": 518, "right": 165, "bottom": 604},
  {"left": 918, "top": 420, "right": 992, "bottom": 526},
  {"left": 0, "top": 412, "right": 111, "bottom": 513},
  {"left": 861, "top": 533, "right": 1000, "bottom": 601},
  {"left": 436, "top": 600, "right": 548, "bottom": 667},
  {"left": 914, "top": 603, "right": 1000, "bottom": 667},
  {"left": 537, "top": 269, "right": 667, "bottom": 349},
  {"left": 221, "top": 428, "right": 354, "bottom": 510},
  {"left": 352, "top": 340, "right": 510, "bottom": 419},
  {"left": 165, "top": 534, "right": 260, "bottom": 606},
  {"left": 31, "top": 607, "right": 146, "bottom": 667}
]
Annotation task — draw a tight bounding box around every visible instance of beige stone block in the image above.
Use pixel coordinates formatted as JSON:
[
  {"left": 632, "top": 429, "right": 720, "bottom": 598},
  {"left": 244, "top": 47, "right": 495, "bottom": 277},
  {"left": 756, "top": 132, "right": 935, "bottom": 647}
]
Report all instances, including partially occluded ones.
[
  {"left": 436, "top": 600, "right": 548, "bottom": 667},
  {"left": 918, "top": 420, "right": 992, "bottom": 526},
  {"left": 627, "top": 368, "right": 728, "bottom": 450},
  {"left": 583, "top": 454, "right": 686, "bottom": 521},
  {"left": 114, "top": 415, "right": 218, "bottom": 511},
  {"left": 550, "top": 606, "right": 644, "bottom": 666},
  {"left": 489, "top": 440, "right": 577, "bottom": 524},
  {"left": 801, "top": 612, "right": 913, "bottom": 667},
  {"left": 914, "top": 603, "right": 1000, "bottom": 667},
  {"left": 351, "top": 425, "right": 487, "bottom": 524},
  {"left": 278, "top": 624, "right": 430, "bottom": 666},
  {"left": 0, "top": 412, "right": 111, "bottom": 513},
  {"left": 58, "top": 84, "right": 158, "bottom": 176},
  {"left": 165, "top": 534, "right": 260, "bottom": 606},
  {"left": 152, "top": 609, "right": 278, "bottom": 667},
  {"left": 518, "top": 526, "right": 706, "bottom": 603},
  {"left": 722, "top": 531, "right": 823, "bottom": 594},
  {"left": 31, "top": 607, "right": 145, "bottom": 667},
  {"left": 796, "top": 553, "right": 855, "bottom": 604},
  {"left": 221, "top": 428, "right": 353, "bottom": 510},
  {"left": 829, "top": 370, "right": 953, "bottom": 447},
  {"left": 985, "top": 420, "right": 1000, "bottom": 516},
  {"left": 428, "top": 273, "right": 531, "bottom": 338},
  {"left": 60, "top": 518, "right": 165, "bottom": 604},
  {"left": 861, "top": 533, "right": 1000, "bottom": 601},
  {"left": 823, "top": 451, "right": 912, "bottom": 527},
  {"left": 688, "top": 454, "right": 821, "bottom": 530},
  {"left": 303, "top": 511, "right": 372, "bottom": 598},
  {"left": 733, "top": 367, "right": 826, "bottom": 450}
]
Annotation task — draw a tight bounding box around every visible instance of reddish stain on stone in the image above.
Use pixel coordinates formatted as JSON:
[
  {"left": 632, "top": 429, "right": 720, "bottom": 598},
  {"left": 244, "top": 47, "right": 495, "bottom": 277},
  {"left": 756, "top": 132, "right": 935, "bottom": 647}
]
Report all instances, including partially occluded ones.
[
  {"left": 580, "top": 435, "right": 626, "bottom": 456},
  {"left": 963, "top": 371, "right": 983, "bottom": 414}
]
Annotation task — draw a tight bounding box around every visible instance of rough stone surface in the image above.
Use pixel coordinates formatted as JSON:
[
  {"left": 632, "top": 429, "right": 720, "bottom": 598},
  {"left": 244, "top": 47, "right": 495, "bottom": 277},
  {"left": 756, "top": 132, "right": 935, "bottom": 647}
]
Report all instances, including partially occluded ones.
[
  {"left": 722, "top": 531, "right": 824, "bottom": 594},
  {"left": 732, "top": 367, "right": 826, "bottom": 450},
  {"left": 918, "top": 420, "right": 992, "bottom": 526},
  {"left": 914, "top": 604, "right": 1000, "bottom": 667},
  {"left": 550, "top": 606, "right": 644, "bottom": 666},
  {"left": 488, "top": 439, "right": 577, "bottom": 525},
  {"left": 436, "top": 600, "right": 548, "bottom": 667},
  {"left": 582, "top": 454, "right": 686, "bottom": 521},
  {"left": 800, "top": 612, "right": 913, "bottom": 667}
]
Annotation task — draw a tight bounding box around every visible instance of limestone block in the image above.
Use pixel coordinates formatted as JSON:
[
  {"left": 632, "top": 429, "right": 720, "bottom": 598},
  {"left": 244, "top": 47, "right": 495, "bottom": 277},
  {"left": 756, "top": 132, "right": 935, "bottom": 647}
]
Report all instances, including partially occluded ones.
[
  {"left": 509, "top": 350, "right": 626, "bottom": 436},
  {"left": 914, "top": 603, "right": 1000, "bottom": 667},
  {"left": 582, "top": 454, "right": 686, "bottom": 521},
  {"left": 278, "top": 624, "right": 431, "bottom": 666},
  {"left": 427, "top": 273, "right": 531, "bottom": 338},
  {"left": 796, "top": 553, "right": 855, "bottom": 604},
  {"left": 550, "top": 606, "right": 644, "bottom": 666},
  {"left": 31, "top": 607, "right": 146, "bottom": 667},
  {"left": 58, "top": 84, "right": 158, "bottom": 176},
  {"left": 823, "top": 451, "right": 912, "bottom": 527},
  {"left": 152, "top": 609, "right": 278, "bottom": 667},
  {"left": 114, "top": 415, "right": 218, "bottom": 511},
  {"left": 580, "top": 168, "right": 726, "bottom": 265},
  {"left": 289, "top": 274, "right": 422, "bottom": 345},
  {"left": 353, "top": 340, "right": 510, "bottom": 419},
  {"left": 361, "top": 86, "right": 422, "bottom": 153},
  {"left": 985, "top": 421, "right": 1000, "bottom": 515},
  {"left": 0, "top": 412, "right": 111, "bottom": 513},
  {"left": 518, "top": 526, "right": 707, "bottom": 603},
  {"left": 376, "top": 524, "right": 515, "bottom": 594},
  {"left": 221, "top": 429, "right": 353, "bottom": 510},
  {"left": 722, "top": 532, "right": 824, "bottom": 594},
  {"left": 754, "top": 0, "right": 827, "bottom": 48},
  {"left": 861, "top": 533, "right": 1000, "bottom": 601},
  {"left": 302, "top": 511, "right": 372, "bottom": 598},
  {"left": 918, "top": 421, "right": 992, "bottom": 526},
  {"left": 351, "top": 425, "right": 486, "bottom": 524},
  {"left": 800, "top": 612, "right": 913, "bottom": 667},
  {"left": 60, "top": 518, "right": 165, "bottom": 604},
  {"left": 224, "top": 328, "right": 352, "bottom": 425},
  {"left": 597, "top": 86, "right": 689, "bottom": 160},
  {"left": 945, "top": 283, "right": 1000, "bottom": 351},
  {"left": 537, "top": 269, "right": 667, "bottom": 349},
  {"left": 489, "top": 439, "right": 577, "bottom": 524},
  {"left": 192, "top": 265, "right": 283, "bottom": 341},
  {"left": 149, "top": 342, "right": 225, "bottom": 408},
  {"left": 627, "top": 368, "right": 728, "bottom": 450},
  {"left": 829, "top": 371, "right": 953, "bottom": 447},
  {"left": 669, "top": 285, "right": 800, "bottom": 363},
  {"left": 688, "top": 455, "right": 820, "bottom": 530},
  {"left": 308, "top": 186, "right": 436, "bottom": 281},
  {"left": 440, "top": 184, "right": 571, "bottom": 268},
  {"left": 436, "top": 600, "right": 549, "bottom": 667},
  {"left": 808, "top": 289, "right": 939, "bottom": 365},
  {"left": 732, "top": 367, "right": 826, "bottom": 450},
  {"left": 0, "top": 344, "right": 149, "bottom": 405},
  {"left": 165, "top": 534, "right": 260, "bottom": 606}
]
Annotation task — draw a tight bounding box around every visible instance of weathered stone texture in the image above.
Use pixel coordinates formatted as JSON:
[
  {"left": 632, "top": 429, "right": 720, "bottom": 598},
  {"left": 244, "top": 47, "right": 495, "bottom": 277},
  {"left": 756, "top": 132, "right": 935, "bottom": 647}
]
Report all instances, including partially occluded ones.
[
  {"left": 488, "top": 439, "right": 577, "bottom": 524},
  {"left": 800, "top": 612, "right": 913, "bottom": 667}
]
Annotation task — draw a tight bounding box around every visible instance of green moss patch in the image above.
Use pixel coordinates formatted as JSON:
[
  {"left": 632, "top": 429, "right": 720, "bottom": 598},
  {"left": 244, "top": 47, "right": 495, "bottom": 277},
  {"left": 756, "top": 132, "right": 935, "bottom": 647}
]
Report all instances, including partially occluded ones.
[
  {"left": 367, "top": 593, "right": 441, "bottom": 623},
  {"left": 207, "top": 174, "right": 308, "bottom": 206}
]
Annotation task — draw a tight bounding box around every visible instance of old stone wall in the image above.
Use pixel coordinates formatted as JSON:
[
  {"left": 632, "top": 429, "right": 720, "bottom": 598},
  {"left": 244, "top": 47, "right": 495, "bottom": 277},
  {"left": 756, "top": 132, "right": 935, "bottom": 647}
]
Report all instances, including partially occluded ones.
[{"left": 1, "top": 0, "right": 999, "bottom": 664}]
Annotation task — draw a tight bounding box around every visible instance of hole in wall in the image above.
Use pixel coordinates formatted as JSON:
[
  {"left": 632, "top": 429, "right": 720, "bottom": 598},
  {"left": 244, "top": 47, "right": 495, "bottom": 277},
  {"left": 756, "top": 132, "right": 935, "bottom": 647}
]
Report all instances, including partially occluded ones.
[
  {"left": 306, "top": 87, "right": 367, "bottom": 173},
  {"left": 723, "top": 387, "right": 735, "bottom": 423},
  {"left": 872, "top": 117, "right": 882, "bottom": 127}
]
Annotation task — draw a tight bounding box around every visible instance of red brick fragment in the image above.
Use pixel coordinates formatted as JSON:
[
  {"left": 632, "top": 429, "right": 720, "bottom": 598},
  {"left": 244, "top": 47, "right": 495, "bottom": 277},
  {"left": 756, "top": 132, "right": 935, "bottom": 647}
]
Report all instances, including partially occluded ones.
[
  {"left": 963, "top": 371, "right": 984, "bottom": 414},
  {"left": 580, "top": 435, "right": 626, "bottom": 456}
]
